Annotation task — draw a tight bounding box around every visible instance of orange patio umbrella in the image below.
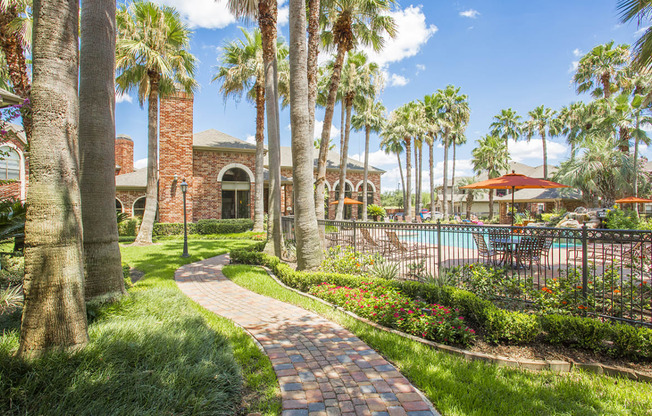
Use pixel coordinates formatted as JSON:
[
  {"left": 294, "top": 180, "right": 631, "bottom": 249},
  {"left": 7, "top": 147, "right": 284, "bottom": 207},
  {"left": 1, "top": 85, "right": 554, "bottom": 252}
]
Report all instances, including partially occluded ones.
[
  {"left": 460, "top": 171, "right": 570, "bottom": 226},
  {"left": 615, "top": 196, "right": 652, "bottom": 204},
  {"left": 330, "top": 197, "right": 363, "bottom": 205}
]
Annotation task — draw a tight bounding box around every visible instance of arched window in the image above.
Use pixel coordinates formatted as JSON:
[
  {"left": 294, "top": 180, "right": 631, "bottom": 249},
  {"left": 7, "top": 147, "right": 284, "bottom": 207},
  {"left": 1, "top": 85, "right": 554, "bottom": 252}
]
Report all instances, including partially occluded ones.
[
  {"left": 0, "top": 146, "right": 20, "bottom": 180},
  {"left": 334, "top": 182, "right": 354, "bottom": 219},
  {"left": 222, "top": 167, "right": 250, "bottom": 182},
  {"left": 116, "top": 199, "right": 124, "bottom": 214},
  {"left": 133, "top": 197, "right": 146, "bottom": 218},
  {"left": 220, "top": 167, "right": 251, "bottom": 219}
]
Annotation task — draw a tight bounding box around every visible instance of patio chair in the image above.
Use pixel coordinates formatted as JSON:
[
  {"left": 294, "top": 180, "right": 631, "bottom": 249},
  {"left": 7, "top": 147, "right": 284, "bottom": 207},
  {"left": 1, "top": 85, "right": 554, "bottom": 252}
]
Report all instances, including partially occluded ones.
[
  {"left": 384, "top": 230, "right": 432, "bottom": 260},
  {"left": 472, "top": 232, "right": 498, "bottom": 265},
  {"left": 515, "top": 236, "right": 543, "bottom": 269},
  {"left": 359, "top": 228, "right": 392, "bottom": 255}
]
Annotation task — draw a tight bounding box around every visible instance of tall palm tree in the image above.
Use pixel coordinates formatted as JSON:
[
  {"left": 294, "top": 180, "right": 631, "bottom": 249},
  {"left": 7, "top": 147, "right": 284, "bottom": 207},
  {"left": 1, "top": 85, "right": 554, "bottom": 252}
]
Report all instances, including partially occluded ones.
[
  {"left": 618, "top": 0, "right": 652, "bottom": 70},
  {"left": 574, "top": 41, "right": 629, "bottom": 99},
  {"left": 450, "top": 130, "right": 467, "bottom": 215},
  {"left": 557, "top": 101, "right": 589, "bottom": 158},
  {"left": 213, "top": 28, "right": 289, "bottom": 233},
  {"left": 435, "top": 85, "right": 469, "bottom": 218},
  {"left": 523, "top": 105, "right": 558, "bottom": 179},
  {"left": 314, "top": 0, "right": 397, "bottom": 221},
  {"left": 490, "top": 108, "right": 520, "bottom": 171},
  {"left": 307, "top": 0, "right": 321, "bottom": 141},
  {"left": 79, "top": 0, "right": 125, "bottom": 301},
  {"left": 228, "top": 0, "right": 284, "bottom": 257},
  {"left": 380, "top": 126, "right": 406, "bottom": 208},
  {"left": 116, "top": 1, "right": 197, "bottom": 245},
  {"left": 18, "top": 0, "right": 88, "bottom": 357},
  {"left": 335, "top": 51, "right": 378, "bottom": 219},
  {"left": 352, "top": 97, "right": 385, "bottom": 221},
  {"left": 0, "top": 0, "right": 31, "bottom": 140},
  {"left": 472, "top": 134, "right": 509, "bottom": 220},
  {"left": 457, "top": 177, "right": 485, "bottom": 219},
  {"left": 422, "top": 93, "right": 442, "bottom": 216},
  {"left": 288, "top": 0, "right": 322, "bottom": 269}
]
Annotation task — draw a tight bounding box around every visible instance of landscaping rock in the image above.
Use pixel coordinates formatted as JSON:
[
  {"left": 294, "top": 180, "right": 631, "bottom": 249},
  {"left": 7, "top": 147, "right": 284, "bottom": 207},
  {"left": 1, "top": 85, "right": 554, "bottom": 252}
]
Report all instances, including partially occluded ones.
[
  {"left": 635, "top": 371, "right": 652, "bottom": 383},
  {"left": 602, "top": 365, "right": 638, "bottom": 381},
  {"left": 493, "top": 356, "right": 520, "bottom": 368},
  {"left": 518, "top": 359, "right": 548, "bottom": 371},
  {"left": 575, "top": 363, "right": 604, "bottom": 375},
  {"left": 546, "top": 360, "right": 572, "bottom": 373}
]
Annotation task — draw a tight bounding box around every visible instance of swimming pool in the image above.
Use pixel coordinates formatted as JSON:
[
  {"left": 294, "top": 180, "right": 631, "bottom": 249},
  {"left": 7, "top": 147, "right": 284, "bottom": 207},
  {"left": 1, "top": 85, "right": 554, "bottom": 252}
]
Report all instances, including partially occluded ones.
[{"left": 399, "top": 229, "right": 578, "bottom": 249}]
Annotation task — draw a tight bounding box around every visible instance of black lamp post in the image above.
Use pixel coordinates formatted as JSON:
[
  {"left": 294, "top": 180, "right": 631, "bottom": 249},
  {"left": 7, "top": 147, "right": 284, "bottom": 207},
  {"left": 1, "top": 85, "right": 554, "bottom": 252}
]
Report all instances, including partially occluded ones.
[{"left": 180, "top": 179, "right": 189, "bottom": 258}]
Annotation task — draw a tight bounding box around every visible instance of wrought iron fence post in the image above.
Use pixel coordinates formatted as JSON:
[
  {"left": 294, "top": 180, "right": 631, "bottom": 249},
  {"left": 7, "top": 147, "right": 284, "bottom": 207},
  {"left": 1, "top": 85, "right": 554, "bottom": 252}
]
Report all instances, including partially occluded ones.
[
  {"left": 437, "top": 220, "right": 442, "bottom": 276},
  {"left": 352, "top": 219, "right": 357, "bottom": 252},
  {"left": 581, "top": 224, "right": 588, "bottom": 299}
]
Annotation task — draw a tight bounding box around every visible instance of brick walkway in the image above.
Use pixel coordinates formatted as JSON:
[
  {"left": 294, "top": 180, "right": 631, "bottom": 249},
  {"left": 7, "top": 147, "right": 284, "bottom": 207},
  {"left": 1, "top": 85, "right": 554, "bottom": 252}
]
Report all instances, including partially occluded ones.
[{"left": 175, "top": 255, "right": 439, "bottom": 416}]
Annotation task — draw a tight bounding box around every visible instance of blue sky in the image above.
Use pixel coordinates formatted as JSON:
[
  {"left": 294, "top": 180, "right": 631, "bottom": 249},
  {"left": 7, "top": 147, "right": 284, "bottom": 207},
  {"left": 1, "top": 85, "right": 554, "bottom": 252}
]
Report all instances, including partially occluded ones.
[{"left": 116, "top": 0, "right": 649, "bottom": 192}]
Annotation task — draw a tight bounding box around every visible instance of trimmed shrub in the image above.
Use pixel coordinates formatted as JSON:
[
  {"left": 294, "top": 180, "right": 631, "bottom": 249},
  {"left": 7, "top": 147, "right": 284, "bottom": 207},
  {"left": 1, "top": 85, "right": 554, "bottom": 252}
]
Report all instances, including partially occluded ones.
[
  {"left": 197, "top": 219, "right": 253, "bottom": 234},
  {"left": 118, "top": 218, "right": 141, "bottom": 236},
  {"left": 540, "top": 314, "right": 610, "bottom": 351},
  {"left": 153, "top": 222, "right": 198, "bottom": 236}
]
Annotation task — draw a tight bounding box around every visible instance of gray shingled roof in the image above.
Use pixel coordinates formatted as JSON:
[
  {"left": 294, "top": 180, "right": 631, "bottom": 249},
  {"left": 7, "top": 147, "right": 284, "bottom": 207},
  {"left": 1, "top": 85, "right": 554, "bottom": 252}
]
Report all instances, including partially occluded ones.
[
  {"left": 115, "top": 168, "right": 147, "bottom": 189},
  {"left": 193, "top": 129, "right": 256, "bottom": 151},
  {"left": 494, "top": 188, "right": 581, "bottom": 202}
]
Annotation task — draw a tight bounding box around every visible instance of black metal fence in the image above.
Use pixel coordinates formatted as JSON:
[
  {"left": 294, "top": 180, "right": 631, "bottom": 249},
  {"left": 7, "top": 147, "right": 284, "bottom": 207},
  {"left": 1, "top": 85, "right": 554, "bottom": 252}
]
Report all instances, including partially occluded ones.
[{"left": 280, "top": 216, "right": 652, "bottom": 326}]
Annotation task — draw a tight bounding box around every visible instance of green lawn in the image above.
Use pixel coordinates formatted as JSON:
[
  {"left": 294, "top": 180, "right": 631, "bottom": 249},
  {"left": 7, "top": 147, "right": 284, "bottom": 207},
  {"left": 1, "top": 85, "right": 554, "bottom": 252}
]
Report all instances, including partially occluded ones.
[
  {"left": 0, "top": 239, "right": 280, "bottom": 416},
  {"left": 223, "top": 264, "right": 652, "bottom": 416}
]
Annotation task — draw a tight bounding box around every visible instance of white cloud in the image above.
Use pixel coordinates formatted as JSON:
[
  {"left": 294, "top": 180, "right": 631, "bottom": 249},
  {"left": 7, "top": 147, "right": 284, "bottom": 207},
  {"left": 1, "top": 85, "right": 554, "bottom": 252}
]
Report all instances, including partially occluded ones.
[
  {"left": 569, "top": 60, "right": 579, "bottom": 73},
  {"left": 573, "top": 48, "right": 583, "bottom": 57},
  {"left": 389, "top": 73, "right": 409, "bottom": 87},
  {"left": 508, "top": 140, "right": 568, "bottom": 164},
  {"left": 349, "top": 150, "right": 397, "bottom": 167},
  {"left": 116, "top": 91, "right": 133, "bottom": 104},
  {"left": 313, "top": 120, "right": 340, "bottom": 140},
  {"left": 134, "top": 158, "right": 147, "bottom": 169},
  {"left": 278, "top": 6, "right": 289, "bottom": 26},
  {"left": 459, "top": 9, "right": 480, "bottom": 19},
  {"left": 415, "top": 64, "right": 426, "bottom": 75},
  {"left": 152, "top": 0, "right": 235, "bottom": 29},
  {"left": 363, "top": 5, "right": 438, "bottom": 67},
  {"left": 635, "top": 25, "right": 651, "bottom": 36},
  {"left": 245, "top": 135, "right": 256, "bottom": 144}
]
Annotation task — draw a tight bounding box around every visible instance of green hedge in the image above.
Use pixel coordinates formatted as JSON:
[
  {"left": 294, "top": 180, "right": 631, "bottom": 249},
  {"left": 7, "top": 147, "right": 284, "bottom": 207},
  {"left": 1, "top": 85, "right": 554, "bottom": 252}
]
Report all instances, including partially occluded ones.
[
  {"left": 153, "top": 222, "right": 198, "bottom": 236},
  {"left": 118, "top": 218, "right": 141, "bottom": 236},
  {"left": 149, "top": 219, "right": 253, "bottom": 236},
  {"left": 229, "top": 249, "right": 652, "bottom": 359}
]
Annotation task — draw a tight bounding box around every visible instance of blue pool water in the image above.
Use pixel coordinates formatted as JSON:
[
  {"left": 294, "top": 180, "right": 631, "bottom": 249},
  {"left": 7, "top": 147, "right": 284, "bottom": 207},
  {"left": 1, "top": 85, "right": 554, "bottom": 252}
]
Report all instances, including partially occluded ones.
[{"left": 399, "top": 229, "right": 578, "bottom": 249}]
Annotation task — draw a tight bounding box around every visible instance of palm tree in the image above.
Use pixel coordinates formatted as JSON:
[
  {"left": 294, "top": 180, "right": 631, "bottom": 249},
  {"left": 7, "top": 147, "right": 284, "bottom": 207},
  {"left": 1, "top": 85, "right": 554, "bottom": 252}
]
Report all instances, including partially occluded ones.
[
  {"left": 314, "top": 0, "right": 397, "bottom": 221},
  {"left": 228, "top": 0, "right": 284, "bottom": 257},
  {"left": 288, "top": 0, "right": 322, "bottom": 269},
  {"left": 116, "top": 1, "right": 197, "bottom": 245},
  {"left": 450, "top": 130, "right": 467, "bottom": 215},
  {"left": 472, "top": 134, "right": 509, "bottom": 220},
  {"left": 18, "top": 0, "right": 88, "bottom": 357},
  {"left": 557, "top": 102, "right": 589, "bottom": 158},
  {"left": 618, "top": 1, "right": 652, "bottom": 69},
  {"left": 307, "top": 0, "right": 321, "bottom": 141},
  {"left": 0, "top": 0, "right": 31, "bottom": 140},
  {"left": 523, "top": 105, "right": 558, "bottom": 179},
  {"left": 380, "top": 126, "right": 406, "bottom": 208},
  {"left": 434, "top": 85, "right": 469, "bottom": 218},
  {"left": 213, "top": 28, "right": 289, "bottom": 233},
  {"left": 574, "top": 41, "right": 629, "bottom": 99},
  {"left": 79, "top": 0, "right": 125, "bottom": 301},
  {"left": 352, "top": 97, "right": 385, "bottom": 221},
  {"left": 457, "top": 177, "right": 485, "bottom": 219},
  {"left": 335, "top": 51, "right": 378, "bottom": 219},
  {"left": 490, "top": 108, "right": 520, "bottom": 171},
  {"left": 422, "top": 93, "right": 442, "bottom": 216}
]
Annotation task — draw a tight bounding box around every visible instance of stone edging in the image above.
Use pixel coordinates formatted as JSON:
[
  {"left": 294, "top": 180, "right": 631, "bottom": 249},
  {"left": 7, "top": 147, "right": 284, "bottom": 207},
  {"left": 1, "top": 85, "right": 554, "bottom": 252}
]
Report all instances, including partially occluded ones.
[{"left": 257, "top": 265, "right": 651, "bottom": 384}]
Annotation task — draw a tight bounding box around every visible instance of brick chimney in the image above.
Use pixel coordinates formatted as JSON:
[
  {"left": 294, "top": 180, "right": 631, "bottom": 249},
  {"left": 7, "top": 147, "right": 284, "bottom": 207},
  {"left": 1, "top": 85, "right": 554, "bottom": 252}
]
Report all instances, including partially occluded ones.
[
  {"left": 158, "top": 89, "right": 194, "bottom": 223},
  {"left": 115, "top": 134, "right": 134, "bottom": 175}
]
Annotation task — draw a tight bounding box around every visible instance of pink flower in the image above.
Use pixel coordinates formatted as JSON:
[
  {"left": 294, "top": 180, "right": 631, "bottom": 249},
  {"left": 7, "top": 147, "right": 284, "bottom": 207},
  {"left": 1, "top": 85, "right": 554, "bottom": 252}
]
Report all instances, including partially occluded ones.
[{"left": 394, "top": 313, "right": 399, "bottom": 317}]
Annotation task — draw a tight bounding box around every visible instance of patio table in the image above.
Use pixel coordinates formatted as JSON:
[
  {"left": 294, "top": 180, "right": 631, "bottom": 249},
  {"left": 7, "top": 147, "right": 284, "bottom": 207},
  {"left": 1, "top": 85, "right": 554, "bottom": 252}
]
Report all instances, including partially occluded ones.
[{"left": 490, "top": 236, "right": 522, "bottom": 268}]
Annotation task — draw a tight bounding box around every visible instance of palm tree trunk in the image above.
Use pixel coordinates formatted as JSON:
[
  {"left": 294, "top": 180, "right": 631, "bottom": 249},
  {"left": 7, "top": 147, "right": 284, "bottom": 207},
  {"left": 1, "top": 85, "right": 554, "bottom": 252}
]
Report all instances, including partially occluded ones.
[
  {"left": 414, "top": 140, "right": 418, "bottom": 218},
  {"left": 429, "top": 138, "right": 435, "bottom": 215},
  {"left": 488, "top": 189, "right": 494, "bottom": 220},
  {"left": 19, "top": 0, "right": 88, "bottom": 357},
  {"left": 397, "top": 152, "right": 406, "bottom": 209},
  {"left": 0, "top": 5, "right": 32, "bottom": 140},
  {"left": 79, "top": 0, "right": 125, "bottom": 301},
  {"left": 405, "top": 137, "right": 412, "bottom": 222},
  {"left": 451, "top": 142, "right": 457, "bottom": 214},
  {"left": 253, "top": 84, "right": 265, "bottom": 232},
  {"left": 289, "top": 0, "right": 322, "bottom": 270},
  {"left": 306, "top": 0, "right": 320, "bottom": 140},
  {"left": 134, "top": 72, "right": 160, "bottom": 244},
  {"left": 315, "top": 42, "right": 346, "bottom": 221},
  {"left": 442, "top": 134, "right": 449, "bottom": 218},
  {"left": 336, "top": 97, "right": 352, "bottom": 220},
  {"left": 541, "top": 132, "right": 548, "bottom": 179},
  {"left": 419, "top": 144, "right": 423, "bottom": 215},
  {"left": 634, "top": 113, "right": 640, "bottom": 214},
  {"left": 362, "top": 125, "right": 370, "bottom": 221},
  {"left": 467, "top": 194, "right": 474, "bottom": 219},
  {"left": 259, "top": 0, "right": 283, "bottom": 257}
]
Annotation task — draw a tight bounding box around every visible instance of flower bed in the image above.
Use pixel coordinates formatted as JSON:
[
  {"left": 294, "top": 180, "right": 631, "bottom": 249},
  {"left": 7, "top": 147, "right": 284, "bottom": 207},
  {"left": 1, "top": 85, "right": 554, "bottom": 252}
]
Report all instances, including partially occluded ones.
[{"left": 309, "top": 282, "right": 475, "bottom": 346}]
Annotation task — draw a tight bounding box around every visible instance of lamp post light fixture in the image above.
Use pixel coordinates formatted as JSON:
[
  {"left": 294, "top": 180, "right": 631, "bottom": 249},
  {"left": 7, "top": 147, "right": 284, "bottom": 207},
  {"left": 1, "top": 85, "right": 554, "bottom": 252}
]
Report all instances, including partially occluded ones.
[{"left": 180, "top": 179, "right": 189, "bottom": 258}]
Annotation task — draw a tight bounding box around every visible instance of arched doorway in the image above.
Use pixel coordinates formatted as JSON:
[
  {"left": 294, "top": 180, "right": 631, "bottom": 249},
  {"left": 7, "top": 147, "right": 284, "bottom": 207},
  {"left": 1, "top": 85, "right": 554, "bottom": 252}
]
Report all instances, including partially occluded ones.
[
  {"left": 357, "top": 181, "right": 375, "bottom": 218},
  {"left": 116, "top": 198, "right": 124, "bottom": 214},
  {"left": 220, "top": 167, "right": 251, "bottom": 219},
  {"left": 334, "top": 181, "right": 354, "bottom": 219}
]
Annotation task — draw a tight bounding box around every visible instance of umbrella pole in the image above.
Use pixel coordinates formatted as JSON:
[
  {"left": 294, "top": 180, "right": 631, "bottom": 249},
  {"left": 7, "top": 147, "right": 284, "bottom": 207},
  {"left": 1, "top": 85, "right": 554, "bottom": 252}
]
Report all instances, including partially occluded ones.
[{"left": 511, "top": 186, "right": 515, "bottom": 227}]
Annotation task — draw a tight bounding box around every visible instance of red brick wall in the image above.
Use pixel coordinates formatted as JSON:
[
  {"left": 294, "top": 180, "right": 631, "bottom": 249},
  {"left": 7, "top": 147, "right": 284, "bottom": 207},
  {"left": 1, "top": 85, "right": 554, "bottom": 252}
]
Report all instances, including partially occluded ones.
[
  {"left": 115, "top": 136, "right": 134, "bottom": 175},
  {"left": 0, "top": 181, "right": 20, "bottom": 200},
  {"left": 116, "top": 190, "right": 145, "bottom": 216},
  {"left": 158, "top": 91, "right": 194, "bottom": 223},
  {"left": 192, "top": 150, "right": 256, "bottom": 221}
]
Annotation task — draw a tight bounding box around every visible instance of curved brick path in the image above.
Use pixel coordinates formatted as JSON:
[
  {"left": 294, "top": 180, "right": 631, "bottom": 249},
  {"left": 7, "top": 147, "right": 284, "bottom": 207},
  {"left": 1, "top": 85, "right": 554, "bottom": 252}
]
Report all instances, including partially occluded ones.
[{"left": 175, "top": 255, "right": 439, "bottom": 416}]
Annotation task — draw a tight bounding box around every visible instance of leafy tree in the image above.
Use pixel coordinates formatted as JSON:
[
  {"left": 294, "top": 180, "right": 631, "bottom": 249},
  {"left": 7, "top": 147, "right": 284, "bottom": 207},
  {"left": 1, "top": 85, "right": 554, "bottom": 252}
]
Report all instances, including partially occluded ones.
[
  {"left": 574, "top": 41, "right": 629, "bottom": 99},
  {"left": 472, "top": 134, "right": 509, "bottom": 220},
  {"left": 380, "top": 125, "right": 406, "bottom": 209},
  {"left": 213, "top": 28, "right": 289, "bottom": 233},
  {"left": 457, "top": 177, "right": 485, "bottom": 219},
  {"left": 617, "top": 0, "right": 652, "bottom": 69},
  {"left": 19, "top": 0, "right": 88, "bottom": 357},
  {"left": 116, "top": 1, "right": 197, "bottom": 245},
  {"left": 490, "top": 108, "right": 520, "bottom": 171},
  {"left": 523, "top": 105, "right": 559, "bottom": 179},
  {"left": 79, "top": 0, "right": 125, "bottom": 301},
  {"left": 314, "top": 0, "right": 397, "bottom": 221}
]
